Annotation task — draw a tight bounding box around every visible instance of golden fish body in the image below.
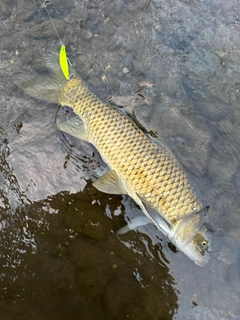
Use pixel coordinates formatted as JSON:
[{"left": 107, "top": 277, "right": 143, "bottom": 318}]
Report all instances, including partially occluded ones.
[
  {"left": 63, "top": 79, "right": 201, "bottom": 222},
  {"left": 18, "top": 52, "right": 212, "bottom": 266}
]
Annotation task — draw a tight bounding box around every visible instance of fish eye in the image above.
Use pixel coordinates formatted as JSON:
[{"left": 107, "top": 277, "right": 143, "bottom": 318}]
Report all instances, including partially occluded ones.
[{"left": 201, "top": 240, "right": 208, "bottom": 249}]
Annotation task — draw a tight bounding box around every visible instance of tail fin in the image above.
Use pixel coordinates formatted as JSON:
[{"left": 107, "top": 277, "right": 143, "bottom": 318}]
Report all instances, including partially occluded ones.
[{"left": 16, "top": 51, "right": 75, "bottom": 105}]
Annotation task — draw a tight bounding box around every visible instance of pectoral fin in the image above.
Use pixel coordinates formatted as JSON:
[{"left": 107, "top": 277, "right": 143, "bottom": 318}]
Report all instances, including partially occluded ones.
[
  {"left": 117, "top": 216, "right": 151, "bottom": 234},
  {"left": 93, "top": 170, "right": 127, "bottom": 195},
  {"left": 57, "top": 116, "right": 89, "bottom": 141},
  {"left": 137, "top": 194, "right": 173, "bottom": 235}
]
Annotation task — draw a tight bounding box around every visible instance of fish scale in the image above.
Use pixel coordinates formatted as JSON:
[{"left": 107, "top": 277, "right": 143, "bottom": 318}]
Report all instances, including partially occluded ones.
[
  {"left": 64, "top": 78, "right": 203, "bottom": 225},
  {"left": 18, "top": 52, "right": 212, "bottom": 266}
]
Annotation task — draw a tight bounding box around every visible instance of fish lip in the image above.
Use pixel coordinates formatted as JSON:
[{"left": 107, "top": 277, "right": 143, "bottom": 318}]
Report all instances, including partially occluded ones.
[{"left": 194, "top": 254, "right": 210, "bottom": 267}]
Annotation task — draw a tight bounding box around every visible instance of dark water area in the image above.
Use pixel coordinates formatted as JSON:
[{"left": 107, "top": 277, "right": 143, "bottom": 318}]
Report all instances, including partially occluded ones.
[{"left": 1, "top": 0, "right": 240, "bottom": 319}]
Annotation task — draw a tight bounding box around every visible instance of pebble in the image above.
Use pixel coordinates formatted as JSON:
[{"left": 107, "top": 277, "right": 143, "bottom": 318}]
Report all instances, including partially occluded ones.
[
  {"left": 122, "top": 67, "right": 129, "bottom": 74},
  {"left": 81, "top": 29, "right": 93, "bottom": 41}
]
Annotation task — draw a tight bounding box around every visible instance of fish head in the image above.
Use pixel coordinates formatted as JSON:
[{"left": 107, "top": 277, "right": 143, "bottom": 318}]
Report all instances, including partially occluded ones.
[
  {"left": 170, "top": 213, "right": 213, "bottom": 267},
  {"left": 181, "top": 228, "right": 212, "bottom": 267}
]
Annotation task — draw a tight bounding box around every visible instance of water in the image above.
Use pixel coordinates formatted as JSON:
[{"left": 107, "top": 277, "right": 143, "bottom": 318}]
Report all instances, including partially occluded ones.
[{"left": 1, "top": 0, "right": 240, "bottom": 319}]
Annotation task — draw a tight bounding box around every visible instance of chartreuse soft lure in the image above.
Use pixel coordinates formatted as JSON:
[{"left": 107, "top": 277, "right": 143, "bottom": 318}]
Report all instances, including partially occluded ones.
[{"left": 59, "top": 45, "right": 69, "bottom": 80}]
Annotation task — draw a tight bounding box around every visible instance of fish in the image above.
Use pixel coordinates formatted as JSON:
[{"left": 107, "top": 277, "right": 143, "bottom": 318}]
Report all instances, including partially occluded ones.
[{"left": 17, "top": 51, "right": 212, "bottom": 266}]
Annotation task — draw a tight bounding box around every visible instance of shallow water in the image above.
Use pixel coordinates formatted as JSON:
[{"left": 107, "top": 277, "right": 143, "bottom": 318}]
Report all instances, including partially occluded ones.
[{"left": 1, "top": 0, "right": 240, "bottom": 319}]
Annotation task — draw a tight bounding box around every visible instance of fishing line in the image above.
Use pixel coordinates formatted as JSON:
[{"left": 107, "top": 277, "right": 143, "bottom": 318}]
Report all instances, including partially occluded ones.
[
  {"left": 41, "top": 0, "right": 63, "bottom": 45},
  {"left": 41, "top": 0, "right": 70, "bottom": 80}
]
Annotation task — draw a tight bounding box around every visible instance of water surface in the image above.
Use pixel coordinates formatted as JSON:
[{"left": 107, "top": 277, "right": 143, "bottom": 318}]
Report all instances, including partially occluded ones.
[{"left": 1, "top": 0, "right": 240, "bottom": 319}]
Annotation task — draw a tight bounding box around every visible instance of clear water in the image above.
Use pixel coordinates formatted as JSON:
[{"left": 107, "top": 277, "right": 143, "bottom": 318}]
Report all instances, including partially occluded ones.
[{"left": 1, "top": 0, "right": 240, "bottom": 319}]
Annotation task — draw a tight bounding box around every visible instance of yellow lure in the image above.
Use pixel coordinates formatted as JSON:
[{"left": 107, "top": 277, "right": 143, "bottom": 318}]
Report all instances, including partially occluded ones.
[{"left": 59, "top": 45, "right": 69, "bottom": 80}]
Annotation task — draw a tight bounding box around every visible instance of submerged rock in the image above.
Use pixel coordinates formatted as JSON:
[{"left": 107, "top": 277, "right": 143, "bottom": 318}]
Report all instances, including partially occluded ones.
[
  {"left": 68, "top": 237, "right": 108, "bottom": 268},
  {"left": 75, "top": 267, "right": 108, "bottom": 298},
  {"left": 64, "top": 198, "right": 114, "bottom": 240}
]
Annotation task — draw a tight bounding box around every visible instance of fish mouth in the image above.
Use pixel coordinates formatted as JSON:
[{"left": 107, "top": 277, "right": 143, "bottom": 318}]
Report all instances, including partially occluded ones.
[{"left": 194, "top": 254, "right": 210, "bottom": 267}]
